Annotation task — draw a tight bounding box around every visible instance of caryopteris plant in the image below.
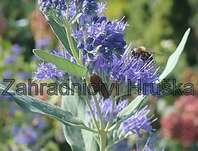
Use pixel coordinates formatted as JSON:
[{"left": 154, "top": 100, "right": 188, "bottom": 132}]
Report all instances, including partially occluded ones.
[{"left": 0, "top": 0, "right": 190, "bottom": 150}]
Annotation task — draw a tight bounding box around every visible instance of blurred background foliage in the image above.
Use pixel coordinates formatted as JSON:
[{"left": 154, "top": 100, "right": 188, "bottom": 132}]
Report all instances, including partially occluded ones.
[{"left": 0, "top": 0, "right": 198, "bottom": 150}]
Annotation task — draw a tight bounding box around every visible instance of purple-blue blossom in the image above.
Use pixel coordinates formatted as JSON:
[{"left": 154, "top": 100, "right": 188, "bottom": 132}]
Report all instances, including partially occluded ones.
[
  {"left": 113, "top": 137, "right": 163, "bottom": 151},
  {"left": 136, "top": 136, "right": 164, "bottom": 151},
  {"left": 38, "top": 0, "right": 67, "bottom": 17},
  {"left": 121, "top": 106, "right": 153, "bottom": 136},
  {"left": 3, "top": 70, "right": 12, "bottom": 78},
  {"left": 82, "top": 0, "right": 98, "bottom": 15},
  {"left": 12, "top": 125, "right": 37, "bottom": 144},
  {"left": 38, "top": 0, "right": 99, "bottom": 19},
  {"left": 91, "top": 98, "right": 152, "bottom": 136},
  {"left": 110, "top": 49, "right": 159, "bottom": 84},
  {"left": 35, "top": 38, "right": 51, "bottom": 48},
  {"left": 112, "top": 139, "right": 131, "bottom": 151},
  {"left": 34, "top": 62, "right": 64, "bottom": 80},
  {"left": 91, "top": 98, "right": 128, "bottom": 122},
  {"left": 11, "top": 44, "right": 21, "bottom": 54},
  {"left": 4, "top": 55, "right": 17, "bottom": 64},
  {"left": 73, "top": 16, "right": 126, "bottom": 73},
  {"left": 16, "top": 72, "right": 31, "bottom": 79}
]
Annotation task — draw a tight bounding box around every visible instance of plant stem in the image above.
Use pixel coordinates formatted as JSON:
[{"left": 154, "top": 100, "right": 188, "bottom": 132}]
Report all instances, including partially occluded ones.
[
  {"left": 82, "top": 95, "right": 100, "bottom": 130},
  {"left": 99, "top": 130, "right": 107, "bottom": 151},
  {"left": 64, "top": 20, "right": 81, "bottom": 64},
  {"left": 93, "top": 95, "right": 104, "bottom": 128}
]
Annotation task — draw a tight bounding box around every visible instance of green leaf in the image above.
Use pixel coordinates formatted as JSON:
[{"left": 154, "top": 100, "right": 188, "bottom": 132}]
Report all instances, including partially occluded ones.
[
  {"left": 47, "top": 16, "right": 72, "bottom": 55},
  {"left": 33, "top": 49, "right": 87, "bottom": 77},
  {"left": 158, "top": 28, "right": 191, "bottom": 82},
  {"left": 62, "top": 95, "right": 98, "bottom": 151},
  {"left": 0, "top": 86, "right": 86, "bottom": 128},
  {"left": 62, "top": 95, "right": 85, "bottom": 151},
  {"left": 118, "top": 95, "right": 146, "bottom": 118}
]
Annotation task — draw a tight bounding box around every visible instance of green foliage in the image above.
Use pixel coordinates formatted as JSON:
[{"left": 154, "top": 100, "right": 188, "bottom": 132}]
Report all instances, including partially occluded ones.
[
  {"left": 47, "top": 16, "right": 72, "bottom": 55},
  {"left": 62, "top": 95, "right": 98, "bottom": 151},
  {"left": 33, "top": 49, "right": 87, "bottom": 77},
  {"left": 0, "top": 85, "right": 86, "bottom": 128},
  {"left": 158, "top": 29, "right": 191, "bottom": 82}
]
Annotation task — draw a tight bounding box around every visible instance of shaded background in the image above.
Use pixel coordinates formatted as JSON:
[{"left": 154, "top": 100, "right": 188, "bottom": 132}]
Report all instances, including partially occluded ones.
[{"left": 0, "top": 0, "right": 198, "bottom": 150}]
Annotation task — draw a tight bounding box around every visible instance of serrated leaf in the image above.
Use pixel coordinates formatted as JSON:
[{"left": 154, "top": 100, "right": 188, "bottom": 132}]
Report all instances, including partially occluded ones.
[
  {"left": 33, "top": 49, "right": 87, "bottom": 77},
  {"left": 158, "top": 28, "right": 190, "bottom": 82}
]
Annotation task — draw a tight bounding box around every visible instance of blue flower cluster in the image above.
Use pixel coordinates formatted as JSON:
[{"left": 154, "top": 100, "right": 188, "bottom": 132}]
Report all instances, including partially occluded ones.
[
  {"left": 91, "top": 98, "right": 153, "bottom": 136},
  {"left": 4, "top": 44, "right": 21, "bottom": 64},
  {"left": 12, "top": 125, "right": 37, "bottom": 144},
  {"left": 35, "top": 49, "right": 77, "bottom": 80},
  {"left": 73, "top": 16, "right": 126, "bottom": 73},
  {"left": 38, "top": 0, "right": 159, "bottom": 84},
  {"left": 3, "top": 44, "right": 32, "bottom": 79},
  {"left": 35, "top": 62, "right": 64, "bottom": 80},
  {"left": 121, "top": 106, "right": 153, "bottom": 136},
  {"left": 91, "top": 98, "right": 128, "bottom": 122},
  {"left": 38, "top": 0, "right": 127, "bottom": 75},
  {"left": 38, "top": 0, "right": 67, "bottom": 17},
  {"left": 111, "top": 50, "right": 159, "bottom": 84},
  {"left": 12, "top": 115, "right": 47, "bottom": 145},
  {"left": 34, "top": 50, "right": 68, "bottom": 80}
]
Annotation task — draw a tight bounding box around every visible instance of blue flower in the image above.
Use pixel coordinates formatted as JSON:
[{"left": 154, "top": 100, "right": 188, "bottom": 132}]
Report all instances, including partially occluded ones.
[
  {"left": 121, "top": 106, "right": 153, "bottom": 136},
  {"left": 16, "top": 72, "right": 31, "bottom": 80},
  {"left": 91, "top": 98, "right": 153, "bottom": 136},
  {"left": 82, "top": 0, "right": 98, "bottom": 15},
  {"left": 110, "top": 49, "right": 159, "bottom": 84},
  {"left": 3, "top": 70, "right": 12, "bottom": 78},
  {"left": 34, "top": 50, "right": 65, "bottom": 80},
  {"left": 73, "top": 16, "right": 126, "bottom": 74},
  {"left": 12, "top": 125, "right": 37, "bottom": 145},
  {"left": 38, "top": 0, "right": 67, "bottom": 17},
  {"left": 4, "top": 55, "right": 17, "bottom": 64},
  {"left": 11, "top": 44, "right": 21, "bottom": 54},
  {"left": 34, "top": 62, "right": 64, "bottom": 80},
  {"left": 91, "top": 98, "right": 128, "bottom": 122},
  {"left": 38, "top": 0, "right": 99, "bottom": 19},
  {"left": 35, "top": 38, "right": 51, "bottom": 48}
]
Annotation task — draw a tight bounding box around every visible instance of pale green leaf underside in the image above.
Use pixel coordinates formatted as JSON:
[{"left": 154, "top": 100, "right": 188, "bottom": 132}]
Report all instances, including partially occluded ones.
[
  {"left": 62, "top": 95, "right": 98, "bottom": 151},
  {"left": 118, "top": 95, "right": 146, "bottom": 117},
  {"left": 158, "top": 28, "right": 191, "bottom": 82},
  {"left": 0, "top": 85, "right": 85, "bottom": 128}
]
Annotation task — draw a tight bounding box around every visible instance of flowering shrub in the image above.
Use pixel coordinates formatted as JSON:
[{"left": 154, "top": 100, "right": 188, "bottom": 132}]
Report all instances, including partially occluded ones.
[
  {"left": 0, "top": 0, "right": 190, "bottom": 151},
  {"left": 161, "top": 95, "right": 198, "bottom": 147}
]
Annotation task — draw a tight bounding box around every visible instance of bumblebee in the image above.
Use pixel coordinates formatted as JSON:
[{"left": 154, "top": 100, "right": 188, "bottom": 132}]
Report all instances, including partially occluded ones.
[{"left": 132, "top": 46, "right": 153, "bottom": 61}]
